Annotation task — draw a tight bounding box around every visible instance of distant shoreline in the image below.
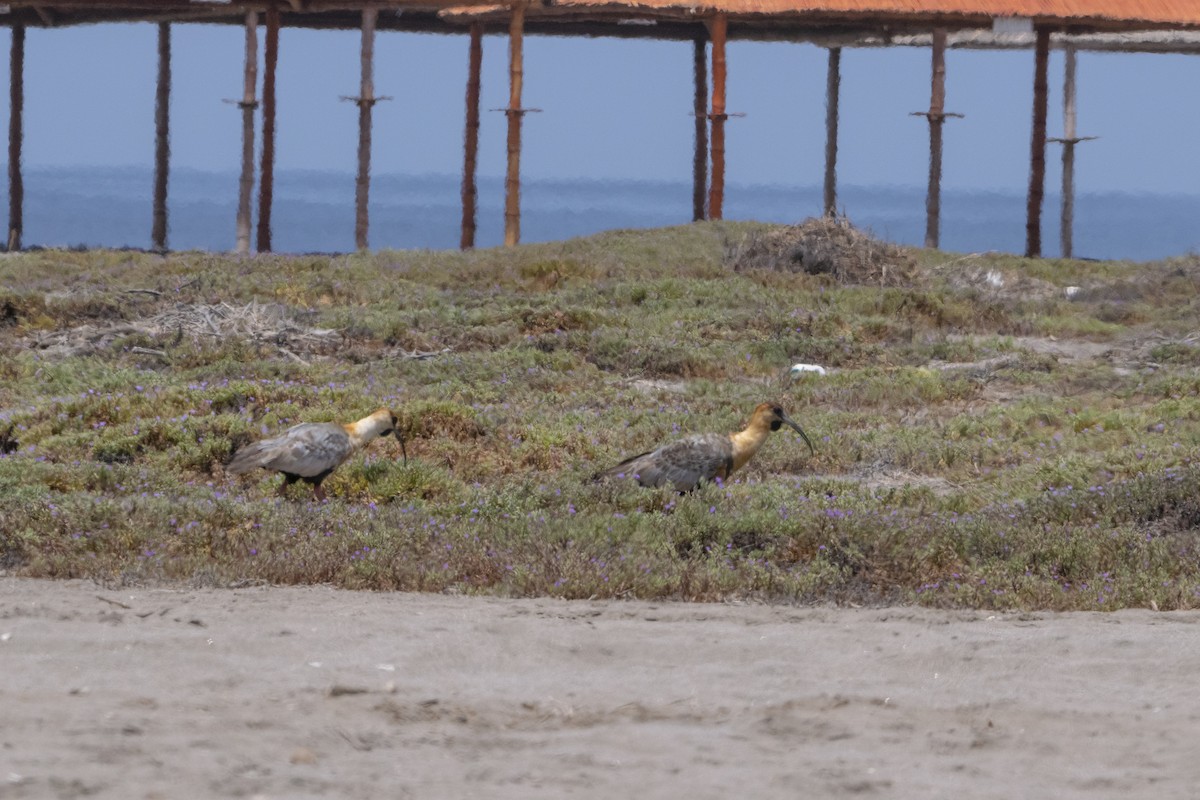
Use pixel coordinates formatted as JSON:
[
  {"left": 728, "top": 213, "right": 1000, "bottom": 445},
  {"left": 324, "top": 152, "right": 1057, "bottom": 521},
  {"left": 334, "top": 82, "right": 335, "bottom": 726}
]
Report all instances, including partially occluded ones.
[{"left": 11, "top": 165, "right": 1200, "bottom": 259}]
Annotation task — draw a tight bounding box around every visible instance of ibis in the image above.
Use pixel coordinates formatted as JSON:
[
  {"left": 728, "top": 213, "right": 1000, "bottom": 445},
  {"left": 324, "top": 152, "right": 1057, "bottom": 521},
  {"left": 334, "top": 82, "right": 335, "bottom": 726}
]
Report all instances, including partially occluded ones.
[
  {"left": 227, "top": 408, "right": 405, "bottom": 501},
  {"left": 596, "top": 402, "right": 813, "bottom": 492}
]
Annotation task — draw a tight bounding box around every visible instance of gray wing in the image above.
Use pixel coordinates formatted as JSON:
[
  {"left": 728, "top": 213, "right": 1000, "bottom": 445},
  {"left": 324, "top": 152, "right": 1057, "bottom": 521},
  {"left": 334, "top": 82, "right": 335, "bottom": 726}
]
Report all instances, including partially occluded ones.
[
  {"left": 604, "top": 433, "right": 732, "bottom": 492},
  {"left": 228, "top": 423, "right": 352, "bottom": 478}
]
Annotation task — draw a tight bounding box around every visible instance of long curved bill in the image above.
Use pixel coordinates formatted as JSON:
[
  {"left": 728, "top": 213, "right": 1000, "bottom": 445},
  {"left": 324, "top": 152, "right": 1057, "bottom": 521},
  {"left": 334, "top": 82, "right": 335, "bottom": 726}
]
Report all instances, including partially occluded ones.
[
  {"left": 781, "top": 412, "right": 815, "bottom": 456},
  {"left": 391, "top": 428, "right": 408, "bottom": 466}
]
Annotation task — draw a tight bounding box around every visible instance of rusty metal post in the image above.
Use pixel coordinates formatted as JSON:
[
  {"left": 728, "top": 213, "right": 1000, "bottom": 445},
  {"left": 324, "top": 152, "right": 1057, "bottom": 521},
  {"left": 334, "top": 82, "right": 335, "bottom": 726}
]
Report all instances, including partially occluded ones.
[
  {"left": 1060, "top": 44, "right": 1076, "bottom": 259},
  {"left": 235, "top": 10, "right": 258, "bottom": 255},
  {"left": 257, "top": 0, "right": 280, "bottom": 254},
  {"left": 1050, "top": 44, "right": 1094, "bottom": 258},
  {"left": 461, "top": 22, "right": 482, "bottom": 249},
  {"left": 924, "top": 29, "right": 946, "bottom": 249},
  {"left": 692, "top": 35, "right": 707, "bottom": 222},
  {"left": 1025, "top": 26, "right": 1050, "bottom": 259},
  {"left": 7, "top": 24, "right": 23, "bottom": 252},
  {"left": 707, "top": 13, "right": 727, "bottom": 220},
  {"left": 823, "top": 46, "right": 841, "bottom": 217},
  {"left": 911, "top": 29, "right": 962, "bottom": 249},
  {"left": 353, "top": 8, "right": 377, "bottom": 251},
  {"left": 151, "top": 22, "right": 171, "bottom": 252},
  {"left": 504, "top": 3, "right": 526, "bottom": 247}
]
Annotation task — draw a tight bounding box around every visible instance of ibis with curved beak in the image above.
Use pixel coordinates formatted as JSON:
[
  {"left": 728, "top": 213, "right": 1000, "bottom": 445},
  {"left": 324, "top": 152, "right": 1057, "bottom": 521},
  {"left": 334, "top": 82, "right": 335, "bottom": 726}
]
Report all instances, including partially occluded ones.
[
  {"left": 596, "top": 402, "right": 814, "bottom": 492},
  {"left": 227, "top": 408, "right": 406, "bottom": 501}
]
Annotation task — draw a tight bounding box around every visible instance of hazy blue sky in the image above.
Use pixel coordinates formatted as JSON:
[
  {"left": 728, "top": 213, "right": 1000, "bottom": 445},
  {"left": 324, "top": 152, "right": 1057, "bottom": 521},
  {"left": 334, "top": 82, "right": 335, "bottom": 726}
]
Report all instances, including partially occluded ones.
[{"left": 7, "top": 22, "right": 1200, "bottom": 194}]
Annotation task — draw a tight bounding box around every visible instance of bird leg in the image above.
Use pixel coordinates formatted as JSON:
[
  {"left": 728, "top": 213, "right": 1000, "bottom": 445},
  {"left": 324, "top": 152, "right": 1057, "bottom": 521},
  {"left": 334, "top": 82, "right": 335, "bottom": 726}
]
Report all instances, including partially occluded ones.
[
  {"left": 312, "top": 483, "right": 327, "bottom": 502},
  {"left": 277, "top": 473, "right": 300, "bottom": 499}
]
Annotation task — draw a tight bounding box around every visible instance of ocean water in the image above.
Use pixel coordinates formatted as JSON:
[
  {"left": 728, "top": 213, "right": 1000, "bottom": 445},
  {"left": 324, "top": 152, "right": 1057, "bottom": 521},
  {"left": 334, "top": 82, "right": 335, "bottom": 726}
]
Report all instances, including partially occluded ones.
[{"left": 14, "top": 165, "right": 1200, "bottom": 261}]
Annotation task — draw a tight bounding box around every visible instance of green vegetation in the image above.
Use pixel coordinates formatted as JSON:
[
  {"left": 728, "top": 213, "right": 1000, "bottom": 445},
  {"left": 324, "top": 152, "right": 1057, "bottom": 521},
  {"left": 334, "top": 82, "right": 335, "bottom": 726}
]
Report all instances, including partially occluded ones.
[{"left": 2, "top": 220, "right": 1199, "bottom": 610}]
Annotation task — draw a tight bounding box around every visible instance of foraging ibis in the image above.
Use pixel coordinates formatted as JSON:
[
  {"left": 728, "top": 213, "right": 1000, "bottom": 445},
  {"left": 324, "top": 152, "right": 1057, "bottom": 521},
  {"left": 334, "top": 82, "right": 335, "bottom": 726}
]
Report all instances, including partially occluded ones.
[
  {"left": 596, "top": 402, "right": 813, "bottom": 492},
  {"left": 227, "top": 408, "right": 405, "bottom": 500}
]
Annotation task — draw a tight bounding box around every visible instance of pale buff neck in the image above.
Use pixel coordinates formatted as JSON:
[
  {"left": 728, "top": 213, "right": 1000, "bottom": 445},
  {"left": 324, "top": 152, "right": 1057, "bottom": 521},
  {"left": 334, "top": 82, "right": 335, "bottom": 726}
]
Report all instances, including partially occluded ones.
[
  {"left": 729, "top": 417, "right": 774, "bottom": 473},
  {"left": 343, "top": 412, "right": 392, "bottom": 449}
]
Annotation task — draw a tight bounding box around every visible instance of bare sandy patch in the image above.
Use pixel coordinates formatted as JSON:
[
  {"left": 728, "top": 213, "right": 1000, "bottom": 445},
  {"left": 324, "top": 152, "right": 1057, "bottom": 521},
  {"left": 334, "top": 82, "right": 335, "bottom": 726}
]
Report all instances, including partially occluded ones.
[{"left": 2, "top": 578, "right": 1198, "bottom": 799}]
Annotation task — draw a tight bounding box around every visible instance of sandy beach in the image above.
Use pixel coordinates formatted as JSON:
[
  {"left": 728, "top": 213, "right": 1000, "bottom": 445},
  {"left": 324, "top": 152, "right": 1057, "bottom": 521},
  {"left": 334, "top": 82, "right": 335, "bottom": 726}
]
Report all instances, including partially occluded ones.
[{"left": 2, "top": 577, "right": 1198, "bottom": 799}]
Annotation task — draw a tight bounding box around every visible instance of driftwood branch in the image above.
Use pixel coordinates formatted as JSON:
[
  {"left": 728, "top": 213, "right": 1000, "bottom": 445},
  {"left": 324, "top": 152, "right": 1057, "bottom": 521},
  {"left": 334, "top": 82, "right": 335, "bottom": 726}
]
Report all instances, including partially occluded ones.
[
  {"left": 404, "top": 347, "right": 452, "bottom": 360},
  {"left": 278, "top": 347, "right": 311, "bottom": 366}
]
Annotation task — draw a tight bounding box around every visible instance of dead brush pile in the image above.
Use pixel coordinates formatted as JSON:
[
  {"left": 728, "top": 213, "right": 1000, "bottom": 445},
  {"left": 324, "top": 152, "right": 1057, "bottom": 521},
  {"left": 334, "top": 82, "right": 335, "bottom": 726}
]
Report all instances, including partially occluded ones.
[
  {"left": 23, "top": 301, "right": 339, "bottom": 359},
  {"left": 727, "top": 216, "right": 916, "bottom": 286}
]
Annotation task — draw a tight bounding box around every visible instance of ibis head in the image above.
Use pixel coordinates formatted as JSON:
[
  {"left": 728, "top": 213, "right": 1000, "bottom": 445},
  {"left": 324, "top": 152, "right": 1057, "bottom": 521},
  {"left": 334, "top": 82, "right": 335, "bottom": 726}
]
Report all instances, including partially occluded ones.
[{"left": 744, "top": 403, "right": 814, "bottom": 458}]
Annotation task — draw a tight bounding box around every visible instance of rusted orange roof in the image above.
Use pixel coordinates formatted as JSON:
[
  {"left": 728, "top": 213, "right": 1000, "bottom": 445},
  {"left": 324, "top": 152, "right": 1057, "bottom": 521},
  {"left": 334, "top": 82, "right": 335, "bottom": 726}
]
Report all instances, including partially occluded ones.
[{"left": 506, "top": 0, "right": 1200, "bottom": 26}]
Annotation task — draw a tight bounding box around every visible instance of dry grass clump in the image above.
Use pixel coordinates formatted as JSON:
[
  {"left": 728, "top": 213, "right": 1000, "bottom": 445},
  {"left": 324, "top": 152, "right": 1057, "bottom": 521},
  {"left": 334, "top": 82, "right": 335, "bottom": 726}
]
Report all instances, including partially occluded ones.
[
  {"left": 726, "top": 216, "right": 916, "bottom": 286},
  {"left": 24, "top": 301, "right": 338, "bottom": 359},
  {"left": 937, "top": 262, "right": 1063, "bottom": 303}
]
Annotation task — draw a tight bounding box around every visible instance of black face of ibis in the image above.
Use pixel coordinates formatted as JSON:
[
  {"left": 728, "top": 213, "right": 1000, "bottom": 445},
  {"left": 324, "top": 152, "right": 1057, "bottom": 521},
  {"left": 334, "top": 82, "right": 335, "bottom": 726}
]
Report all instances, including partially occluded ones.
[{"left": 770, "top": 406, "right": 814, "bottom": 456}]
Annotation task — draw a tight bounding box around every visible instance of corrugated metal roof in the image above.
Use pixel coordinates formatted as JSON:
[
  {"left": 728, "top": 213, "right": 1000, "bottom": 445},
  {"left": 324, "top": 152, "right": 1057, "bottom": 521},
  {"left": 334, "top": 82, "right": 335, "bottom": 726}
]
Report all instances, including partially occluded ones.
[
  {"left": 545, "top": 0, "right": 1200, "bottom": 25},
  {"left": 887, "top": 27, "right": 1200, "bottom": 49}
]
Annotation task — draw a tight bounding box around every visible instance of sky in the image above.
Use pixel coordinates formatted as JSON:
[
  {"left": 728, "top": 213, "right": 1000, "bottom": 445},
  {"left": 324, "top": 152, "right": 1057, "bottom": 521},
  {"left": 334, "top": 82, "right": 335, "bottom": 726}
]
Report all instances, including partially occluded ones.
[{"left": 5, "top": 21, "right": 1200, "bottom": 195}]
